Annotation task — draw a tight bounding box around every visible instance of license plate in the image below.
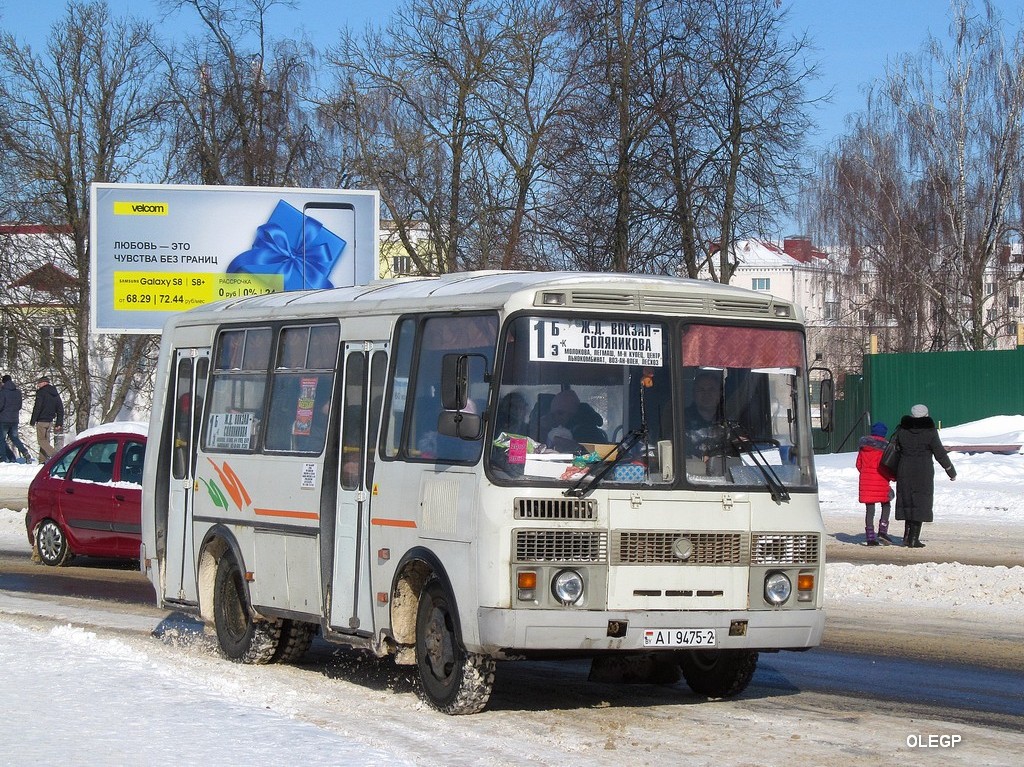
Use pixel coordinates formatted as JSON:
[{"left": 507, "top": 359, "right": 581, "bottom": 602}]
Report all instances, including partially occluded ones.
[{"left": 643, "top": 628, "right": 717, "bottom": 647}]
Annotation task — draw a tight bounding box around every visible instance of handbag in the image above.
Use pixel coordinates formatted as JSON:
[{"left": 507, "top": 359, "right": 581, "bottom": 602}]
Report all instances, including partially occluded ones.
[{"left": 878, "top": 429, "right": 901, "bottom": 480}]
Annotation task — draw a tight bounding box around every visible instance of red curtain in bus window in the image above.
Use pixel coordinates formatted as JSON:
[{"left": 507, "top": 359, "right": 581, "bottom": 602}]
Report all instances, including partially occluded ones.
[{"left": 681, "top": 324, "right": 805, "bottom": 369}]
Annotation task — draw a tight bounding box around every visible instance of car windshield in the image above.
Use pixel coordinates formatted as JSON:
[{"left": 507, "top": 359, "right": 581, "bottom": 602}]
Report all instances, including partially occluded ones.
[{"left": 487, "top": 316, "right": 815, "bottom": 492}]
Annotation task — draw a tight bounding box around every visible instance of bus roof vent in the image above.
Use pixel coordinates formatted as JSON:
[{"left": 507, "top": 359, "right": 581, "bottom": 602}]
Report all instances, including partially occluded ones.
[
  {"left": 640, "top": 294, "right": 709, "bottom": 314},
  {"left": 712, "top": 296, "right": 773, "bottom": 315},
  {"left": 566, "top": 291, "right": 639, "bottom": 310}
]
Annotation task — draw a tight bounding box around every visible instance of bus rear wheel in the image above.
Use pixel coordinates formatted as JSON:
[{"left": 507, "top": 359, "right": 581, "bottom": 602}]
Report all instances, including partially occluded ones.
[
  {"left": 213, "top": 553, "right": 281, "bottom": 664},
  {"left": 271, "top": 620, "right": 316, "bottom": 664},
  {"left": 678, "top": 649, "right": 758, "bottom": 699},
  {"left": 415, "top": 578, "right": 495, "bottom": 715}
]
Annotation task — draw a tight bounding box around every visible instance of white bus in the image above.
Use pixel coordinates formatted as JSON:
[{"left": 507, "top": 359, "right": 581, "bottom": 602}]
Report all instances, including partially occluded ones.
[{"left": 142, "top": 271, "right": 827, "bottom": 714}]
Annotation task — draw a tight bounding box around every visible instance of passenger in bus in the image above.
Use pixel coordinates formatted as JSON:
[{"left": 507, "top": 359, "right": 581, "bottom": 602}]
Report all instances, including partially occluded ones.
[
  {"left": 495, "top": 392, "right": 530, "bottom": 438},
  {"left": 539, "top": 389, "right": 607, "bottom": 452},
  {"left": 684, "top": 370, "right": 728, "bottom": 466}
]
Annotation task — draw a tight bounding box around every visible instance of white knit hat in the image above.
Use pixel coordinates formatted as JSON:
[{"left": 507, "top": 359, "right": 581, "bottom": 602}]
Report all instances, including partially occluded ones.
[{"left": 911, "top": 404, "right": 929, "bottom": 418}]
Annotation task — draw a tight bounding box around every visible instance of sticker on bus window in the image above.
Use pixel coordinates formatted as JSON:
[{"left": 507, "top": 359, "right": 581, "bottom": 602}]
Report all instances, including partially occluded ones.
[
  {"left": 529, "top": 319, "right": 663, "bottom": 366},
  {"left": 292, "top": 376, "right": 318, "bottom": 437},
  {"left": 208, "top": 411, "right": 256, "bottom": 450}
]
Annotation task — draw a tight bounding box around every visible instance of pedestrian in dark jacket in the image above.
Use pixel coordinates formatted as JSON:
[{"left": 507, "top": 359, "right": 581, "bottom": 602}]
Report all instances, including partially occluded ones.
[
  {"left": 856, "top": 421, "right": 893, "bottom": 545},
  {"left": 891, "top": 404, "right": 956, "bottom": 548},
  {"left": 0, "top": 375, "right": 33, "bottom": 463},
  {"left": 29, "top": 376, "right": 64, "bottom": 463}
]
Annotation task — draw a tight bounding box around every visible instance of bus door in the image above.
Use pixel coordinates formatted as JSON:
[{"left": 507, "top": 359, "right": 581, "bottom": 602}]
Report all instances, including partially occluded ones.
[
  {"left": 328, "top": 342, "right": 389, "bottom": 632},
  {"left": 163, "top": 348, "right": 209, "bottom": 604}
]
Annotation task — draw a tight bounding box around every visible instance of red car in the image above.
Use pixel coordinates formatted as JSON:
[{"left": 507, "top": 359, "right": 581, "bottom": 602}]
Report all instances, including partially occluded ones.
[{"left": 26, "top": 425, "right": 147, "bottom": 566}]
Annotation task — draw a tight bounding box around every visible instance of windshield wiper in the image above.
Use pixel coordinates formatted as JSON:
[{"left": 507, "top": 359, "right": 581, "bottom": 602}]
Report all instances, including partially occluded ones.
[
  {"left": 726, "top": 422, "right": 791, "bottom": 504},
  {"left": 564, "top": 426, "right": 648, "bottom": 499}
]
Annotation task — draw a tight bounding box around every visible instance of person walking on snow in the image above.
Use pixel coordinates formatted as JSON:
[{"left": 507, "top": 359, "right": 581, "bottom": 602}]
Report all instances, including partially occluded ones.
[
  {"left": 891, "top": 403, "right": 956, "bottom": 548},
  {"left": 0, "top": 374, "right": 33, "bottom": 463},
  {"left": 29, "top": 376, "right": 64, "bottom": 463},
  {"left": 856, "top": 421, "right": 894, "bottom": 545}
]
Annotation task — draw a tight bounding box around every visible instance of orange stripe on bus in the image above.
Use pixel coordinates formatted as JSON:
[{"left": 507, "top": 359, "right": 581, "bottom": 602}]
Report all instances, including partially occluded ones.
[
  {"left": 253, "top": 508, "right": 320, "bottom": 520},
  {"left": 371, "top": 518, "right": 418, "bottom": 528}
]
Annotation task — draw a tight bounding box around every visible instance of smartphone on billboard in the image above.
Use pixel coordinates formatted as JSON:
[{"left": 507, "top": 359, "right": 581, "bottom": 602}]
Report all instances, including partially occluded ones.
[{"left": 302, "top": 202, "right": 357, "bottom": 289}]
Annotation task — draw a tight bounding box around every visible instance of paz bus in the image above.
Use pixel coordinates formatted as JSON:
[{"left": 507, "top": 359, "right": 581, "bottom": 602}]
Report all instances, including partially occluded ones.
[{"left": 141, "top": 270, "right": 827, "bottom": 714}]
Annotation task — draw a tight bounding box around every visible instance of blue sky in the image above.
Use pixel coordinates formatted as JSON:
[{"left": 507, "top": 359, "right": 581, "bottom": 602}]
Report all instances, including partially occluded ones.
[
  {"left": 0, "top": 0, "right": 1021, "bottom": 235},
  {"left": 2, "top": 0, "right": 1021, "bottom": 150}
]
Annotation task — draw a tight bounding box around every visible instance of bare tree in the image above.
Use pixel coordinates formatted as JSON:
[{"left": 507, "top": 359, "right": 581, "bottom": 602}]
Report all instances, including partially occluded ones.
[
  {"left": 657, "top": 0, "right": 818, "bottom": 282},
  {"left": 547, "top": 0, "right": 673, "bottom": 274},
  {"left": 0, "top": 1, "right": 165, "bottom": 429},
  {"left": 327, "top": 0, "right": 540, "bottom": 274},
  {"left": 809, "top": 0, "right": 1024, "bottom": 351},
  {"left": 161, "top": 0, "right": 323, "bottom": 186}
]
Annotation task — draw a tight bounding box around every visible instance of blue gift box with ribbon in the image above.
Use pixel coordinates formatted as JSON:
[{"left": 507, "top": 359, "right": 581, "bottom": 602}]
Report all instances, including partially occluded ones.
[{"left": 226, "top": 200, "right": 347, "bottom": 291}]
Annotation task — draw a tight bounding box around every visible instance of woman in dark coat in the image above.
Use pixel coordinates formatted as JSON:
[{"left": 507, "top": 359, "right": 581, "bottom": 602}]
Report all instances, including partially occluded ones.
[{"left": 892, "top": 404, "right": 956, "bottom": 548}]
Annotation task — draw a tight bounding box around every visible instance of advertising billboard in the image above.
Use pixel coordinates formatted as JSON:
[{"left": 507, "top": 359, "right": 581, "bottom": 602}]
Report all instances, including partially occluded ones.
[{"left": 90, "top": 183, "right": 380, "bottom": 333}]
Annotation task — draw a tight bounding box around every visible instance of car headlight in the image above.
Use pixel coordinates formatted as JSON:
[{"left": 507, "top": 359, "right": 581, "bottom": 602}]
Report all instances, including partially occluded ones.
[
  {"left": 551, "top": 569, "right": 584, "bottom": 605},
  {"left": 764, "top": 571, "right": 792, "bottom": 605}
]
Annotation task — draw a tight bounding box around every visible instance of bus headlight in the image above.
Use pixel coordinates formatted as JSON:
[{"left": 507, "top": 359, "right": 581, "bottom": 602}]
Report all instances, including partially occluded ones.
[
  {"left": 551, "top": 569, "right": 584, "bottom": 605},
  {"left": 764, "top": 572, "right": 792, "bottom": 605}
]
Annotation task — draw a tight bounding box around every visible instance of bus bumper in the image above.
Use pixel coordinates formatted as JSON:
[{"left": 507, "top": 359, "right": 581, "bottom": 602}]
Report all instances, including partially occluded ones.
[{"left": 475, "top": 607, "right": 825, "bottom": 655}]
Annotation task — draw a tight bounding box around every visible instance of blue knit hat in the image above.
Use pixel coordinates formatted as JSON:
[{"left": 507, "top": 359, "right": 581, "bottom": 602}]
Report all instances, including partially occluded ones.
[{"left": 871, "top": 421, "right": 888, "bottom": 437}]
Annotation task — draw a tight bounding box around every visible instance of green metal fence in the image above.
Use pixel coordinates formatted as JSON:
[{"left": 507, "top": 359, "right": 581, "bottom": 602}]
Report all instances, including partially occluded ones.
[{"left": 822, "top": 347, "right": 1024, "bottom": 453}]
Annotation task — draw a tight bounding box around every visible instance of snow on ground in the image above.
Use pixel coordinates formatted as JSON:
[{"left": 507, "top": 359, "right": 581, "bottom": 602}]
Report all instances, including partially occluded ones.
[{"left": 0, "top": 416, "right": 1022, "bottom": 765}]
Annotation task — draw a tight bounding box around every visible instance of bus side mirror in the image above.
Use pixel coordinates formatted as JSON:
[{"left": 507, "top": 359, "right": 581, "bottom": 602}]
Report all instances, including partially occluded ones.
[
  {"left": 441, "top": 352, "right": 489, "bottom": 411},
  {"left": 819, "top": 378, "right": 834, "bottom": 432},
  {"left": 437, "top": 409, "right": 483, "bottom": 440},
  {"left": 441, "top": 353, "right": 469, "bottom": 411}
]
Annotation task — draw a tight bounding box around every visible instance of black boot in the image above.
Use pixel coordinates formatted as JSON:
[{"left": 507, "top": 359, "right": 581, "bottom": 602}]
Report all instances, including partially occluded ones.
[
  {"left": 909, "top": 521, "right": 926, "bottom": 548},
  {"left": 903, "top": 522, "right": 912, "bottom": 547}
]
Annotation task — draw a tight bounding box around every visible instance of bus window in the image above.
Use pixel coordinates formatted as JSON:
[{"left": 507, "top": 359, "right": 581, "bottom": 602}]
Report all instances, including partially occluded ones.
[
  {"left": 404, "top": 314, "right": 496, "bottom": 462},
  {"left": 265, "top": 323, "right": 340, "bottom": 454},
  {"left": 383, "top": 319, "right": 415, "bottom": 458},
  {"left": 205, "top": 327, "right": 273, "bottom": 452}
]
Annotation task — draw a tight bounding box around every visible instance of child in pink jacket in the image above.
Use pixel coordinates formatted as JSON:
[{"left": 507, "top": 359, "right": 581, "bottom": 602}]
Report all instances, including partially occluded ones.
[{"left": 856, "top": 422, "right": 894, "bottom": 545}]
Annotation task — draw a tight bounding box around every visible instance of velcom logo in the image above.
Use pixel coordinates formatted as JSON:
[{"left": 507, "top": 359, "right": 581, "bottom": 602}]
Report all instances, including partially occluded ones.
[{"left": 113, "top": 201, "right": 168, "bottom": 215}]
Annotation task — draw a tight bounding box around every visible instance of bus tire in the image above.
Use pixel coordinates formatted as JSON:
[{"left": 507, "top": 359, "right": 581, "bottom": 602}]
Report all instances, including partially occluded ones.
[
  {"left": 415, "top": 577, "right": 495, "bottom": 715},
  {"left": 35, "top": 519, "right": 72, "bottom": 567},
  {"left": 678, "top": 649, "right": 758, "bottom": 699},
  {"left": 271, "top": 620, "right": 316, "bottom": 664},
  {"left": 213, "top": 553, "right": 281, "bottom": 664}
]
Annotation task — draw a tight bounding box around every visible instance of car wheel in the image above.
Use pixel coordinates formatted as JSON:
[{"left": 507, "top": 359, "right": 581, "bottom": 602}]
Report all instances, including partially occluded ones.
[
  {"left": 415, "top": 577, "right": 495, "bottom": 715},
  {"left": 35, "top": 519, "right": 71, "bottom": 567},
  {"left": 212, "top": 553, "right": 281, "bottom": 664}
]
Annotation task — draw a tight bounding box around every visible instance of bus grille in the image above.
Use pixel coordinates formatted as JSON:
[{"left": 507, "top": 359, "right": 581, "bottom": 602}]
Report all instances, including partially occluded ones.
[
  {"left": 514, "top": 530, "right": 608, "bottom": 563},
  {"left": 751, "top": 533, "right": 820, "bottom": 564},
  {"left": 514, "top": 497, "right": 597, "bottom": 520},
  {"left": 612, "top": 531, "right": 745, "bottom": 565}
]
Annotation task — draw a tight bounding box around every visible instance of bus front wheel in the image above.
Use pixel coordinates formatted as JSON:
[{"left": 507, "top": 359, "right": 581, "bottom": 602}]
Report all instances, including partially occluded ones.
[
  {"left": 415, "top": 577, "right": 495, "bottom": 715},
  {"left": 213, "top": 553, "right": 281, "bottom": 664},
  {"left": 678, "top": 649, "right": 758, "bottom": 699}
]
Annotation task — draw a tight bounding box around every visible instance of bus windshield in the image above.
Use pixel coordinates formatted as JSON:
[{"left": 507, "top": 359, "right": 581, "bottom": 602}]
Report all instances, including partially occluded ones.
[{"left": 488, "top": 316, "right": 815, "bottom": 492}]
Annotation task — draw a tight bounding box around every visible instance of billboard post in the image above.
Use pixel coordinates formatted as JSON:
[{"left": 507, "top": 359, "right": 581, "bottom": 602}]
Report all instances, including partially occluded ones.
[{"left": 90, "top": 183, "right": 380, "bottom": 334}]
